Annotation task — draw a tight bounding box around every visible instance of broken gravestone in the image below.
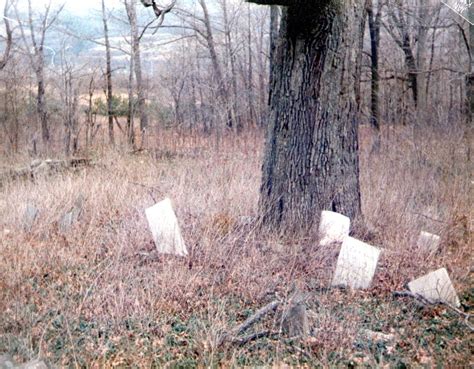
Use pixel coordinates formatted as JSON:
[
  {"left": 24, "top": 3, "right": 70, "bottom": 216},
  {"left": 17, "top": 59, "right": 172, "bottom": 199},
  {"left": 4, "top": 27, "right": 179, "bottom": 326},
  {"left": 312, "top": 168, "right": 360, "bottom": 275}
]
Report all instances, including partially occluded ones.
[
  {"left": 58, "top": 195, "right": 84, "bottom": 233},
  {"left": 23, "top": 204, "right": 39, "bottom": 232},
  {"left": 416, "top": 231, "right": 440, "bottom": 254},
  {"left": 145, "top": 198, "right": 188, "bottom": 256},
  {"left": 332, "top": 236, "right": 381, "bottom": 289},
  {"left": 408, "top": 267, "right": 460, "bottom": 307},
  {"left": 319, "top": 210, "right": 350, "bottom": 246}
]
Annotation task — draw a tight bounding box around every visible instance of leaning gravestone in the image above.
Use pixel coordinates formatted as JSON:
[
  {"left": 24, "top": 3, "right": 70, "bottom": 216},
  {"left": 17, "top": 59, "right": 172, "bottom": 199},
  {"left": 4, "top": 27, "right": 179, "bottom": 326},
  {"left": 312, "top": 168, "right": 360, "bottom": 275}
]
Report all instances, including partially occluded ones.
[
  {"left": 319, "top": 210, "right": 350, "bottom": 246},
  {"left": 23, "top": 204, "right": 39, "bottom": 232},
  {"left": 408, "top": 267, "right": 460, "bottom": 307},
  {"left": 145, "top": 198, "right": 188, "bottom": 256},
  {"left": 416, "top": 231, "right": 440, "bottom": 254},
  {"left": 332, "top": 236, "right": 381, "bottom": 289}
]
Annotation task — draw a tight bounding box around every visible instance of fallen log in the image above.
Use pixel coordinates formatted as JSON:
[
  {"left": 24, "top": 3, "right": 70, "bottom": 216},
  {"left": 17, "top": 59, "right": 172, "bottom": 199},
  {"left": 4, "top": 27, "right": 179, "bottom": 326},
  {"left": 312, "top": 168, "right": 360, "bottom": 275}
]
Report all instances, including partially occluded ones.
[{"left": 0, "top": 158, "right": 92, "bottom": 186}]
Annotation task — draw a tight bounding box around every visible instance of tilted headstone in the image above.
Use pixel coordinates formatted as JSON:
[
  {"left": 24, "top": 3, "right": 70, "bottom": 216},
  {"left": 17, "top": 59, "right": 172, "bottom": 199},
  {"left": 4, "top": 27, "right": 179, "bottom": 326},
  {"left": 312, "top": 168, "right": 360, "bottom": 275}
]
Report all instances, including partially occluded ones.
[
  {"left": 331, "top": 236, "right": 381, "bottom": 289},
  {"left": 319, "top": 210, "right": 350, "bottom": 246},
  {"left": 23, "top": 204, "right": 39, "bottom": 231},
  {"left": 416, "top": 231, "right": 440, "bottom": 254},
  {"left": 408, "top": 267, "right": 460, "bottom": 307},
  {"left": 145, "top": 198, "right": 188, "bottom": 256}
]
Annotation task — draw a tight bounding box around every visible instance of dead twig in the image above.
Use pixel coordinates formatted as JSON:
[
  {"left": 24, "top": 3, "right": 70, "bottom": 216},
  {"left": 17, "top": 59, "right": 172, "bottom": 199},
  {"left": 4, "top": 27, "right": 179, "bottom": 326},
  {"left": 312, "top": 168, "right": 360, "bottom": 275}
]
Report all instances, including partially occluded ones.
[
  {"left": 229, "top": 330, "right": 274, "bottom": 346},
  {"left": 128, "top": 181, "right": 158, "bottom": 202},
  {"left": 393, "top": 290, "right": 473, "bottom": 332},
  {"left": 217, "top": 300, "right": 281, "bottom": 346}
]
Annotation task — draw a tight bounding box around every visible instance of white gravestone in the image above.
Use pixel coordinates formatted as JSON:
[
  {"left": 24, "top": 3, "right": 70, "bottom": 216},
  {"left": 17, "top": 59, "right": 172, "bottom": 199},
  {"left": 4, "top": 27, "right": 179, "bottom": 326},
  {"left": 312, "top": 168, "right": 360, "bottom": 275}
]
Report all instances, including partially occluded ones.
[
  {"left": 408, "top": 268, "right": 460, "bottom": 307},
  {"left": 332, "top": 236, "right": 381, "bottom": 289},
  {"left": 145, "top": 198, "right": 188, "bottom": 256},
  {"left": 319, "top": 210, "right": 350, "bottom": 246},
  {"left": 416, "top": 231, "right": 440, "bottom": 254}
]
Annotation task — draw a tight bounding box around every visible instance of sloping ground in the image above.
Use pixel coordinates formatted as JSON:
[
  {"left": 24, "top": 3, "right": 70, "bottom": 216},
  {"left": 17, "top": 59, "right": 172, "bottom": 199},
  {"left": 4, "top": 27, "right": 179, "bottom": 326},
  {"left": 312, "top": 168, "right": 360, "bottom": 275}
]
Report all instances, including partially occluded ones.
[{"left": 0, "top": 128, "right": 472, "bottom": 367}]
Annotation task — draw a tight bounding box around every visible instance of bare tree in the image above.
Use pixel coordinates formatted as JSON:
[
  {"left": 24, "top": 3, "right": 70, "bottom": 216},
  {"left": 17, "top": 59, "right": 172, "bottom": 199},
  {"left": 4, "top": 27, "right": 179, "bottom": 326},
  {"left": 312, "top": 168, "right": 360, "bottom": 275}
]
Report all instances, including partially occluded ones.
[
  {"left": 0, "top": 0, "right": 13, "bottom": 70},
  {"left": 124, "top": 0, "right": 148, "bottom": 147},
  {"left": 15, "top": 0, "right": 64, "bottom": 145},
  {"left": 101, "top": 0, "right": 115, "bottom": 146}
]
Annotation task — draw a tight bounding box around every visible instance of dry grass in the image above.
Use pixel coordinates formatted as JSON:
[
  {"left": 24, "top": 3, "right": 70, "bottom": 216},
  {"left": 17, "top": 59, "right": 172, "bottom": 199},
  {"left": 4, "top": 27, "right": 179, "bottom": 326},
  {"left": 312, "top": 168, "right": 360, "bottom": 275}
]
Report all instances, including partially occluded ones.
[{"left": 0, "top": 125, "right": 472, "bottom": 367}]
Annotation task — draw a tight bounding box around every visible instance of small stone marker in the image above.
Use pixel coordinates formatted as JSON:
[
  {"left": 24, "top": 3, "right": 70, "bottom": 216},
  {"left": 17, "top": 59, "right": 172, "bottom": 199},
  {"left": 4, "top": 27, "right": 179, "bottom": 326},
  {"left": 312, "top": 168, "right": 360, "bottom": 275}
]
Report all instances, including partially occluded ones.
[
  {"left": 145, "top": 198, "right": 188, "bottom": 256},
  {"left": 282, "top": 303, "right": 309, "bottom": 337},
  {"left": 59, "top": 195, "right": 84, "bottom": 233},
  {"left": 408, "top": 267, "right": 460, "bottom": 307},
  {"left": 332, "top": 236, "right": 381, "bottom": 289},
  {"left": 281, "top": 291, "right": 309, "bottom": 337},
  {"left": 416, "top": 231, "right": 440, "bottom": 254},
  {"left": 319, "top": 210, "right": 350, "bottom": 246},
  {"left": 23, "top": 204, "right": 39, "bottom": 231}
]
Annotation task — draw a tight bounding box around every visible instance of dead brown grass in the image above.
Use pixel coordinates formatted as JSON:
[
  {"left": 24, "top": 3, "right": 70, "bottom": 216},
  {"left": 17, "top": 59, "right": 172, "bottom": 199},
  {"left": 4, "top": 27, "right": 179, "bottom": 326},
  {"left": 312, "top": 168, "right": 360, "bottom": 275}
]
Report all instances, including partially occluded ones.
[{"left": 0, "top": 125, "right": 472, "bottom": 367}]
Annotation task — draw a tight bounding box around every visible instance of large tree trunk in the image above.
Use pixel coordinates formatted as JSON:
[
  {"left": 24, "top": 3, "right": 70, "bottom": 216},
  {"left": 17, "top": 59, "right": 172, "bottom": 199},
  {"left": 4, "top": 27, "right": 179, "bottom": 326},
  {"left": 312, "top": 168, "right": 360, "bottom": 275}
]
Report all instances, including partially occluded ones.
[{"left": 257, "top": 1, "right": 363, "bottom": 229}]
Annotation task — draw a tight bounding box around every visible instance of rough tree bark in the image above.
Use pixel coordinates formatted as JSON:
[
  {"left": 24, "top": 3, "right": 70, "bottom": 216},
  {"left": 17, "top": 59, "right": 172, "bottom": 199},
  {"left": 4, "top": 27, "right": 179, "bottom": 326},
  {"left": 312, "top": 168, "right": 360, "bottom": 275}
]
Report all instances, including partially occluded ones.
[
  {"left": 367, "top": 0, "right": 381, "bottom": 130},
  {"left": 248, "top": 0, "right": 364, "bottom": 229},
  {"left": 468, "top": 3, "right": 473, "bottom": 125}
]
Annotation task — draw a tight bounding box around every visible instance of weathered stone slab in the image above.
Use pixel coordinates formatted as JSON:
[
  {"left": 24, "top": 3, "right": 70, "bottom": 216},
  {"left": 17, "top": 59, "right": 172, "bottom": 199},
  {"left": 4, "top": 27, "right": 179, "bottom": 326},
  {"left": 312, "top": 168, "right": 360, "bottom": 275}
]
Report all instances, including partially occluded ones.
[
  {"left": 145, "top": 198, "right": 188, "bottom": 256},
  {"left": 408, "top": 268, "right": 460, "bottom": 307},
  {"left": 23, "top": 204, "right": 39, "bottom": 231},
  {"left": 416, "top": 231, "right": 440, "bottom": 254},
  {"left": 319, "top": 210, "right": 350, "bottom": 246},
  {"left": 331, "top": 236, "right": 381, "bottom": 289}
]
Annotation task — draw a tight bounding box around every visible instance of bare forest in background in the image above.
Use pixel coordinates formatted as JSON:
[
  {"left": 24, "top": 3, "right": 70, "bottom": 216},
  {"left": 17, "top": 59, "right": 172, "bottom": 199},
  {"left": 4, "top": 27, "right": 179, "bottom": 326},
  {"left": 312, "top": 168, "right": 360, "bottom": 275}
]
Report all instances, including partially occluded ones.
[{"left": 0, "top": 0, "right": 471, "bottom": 155}]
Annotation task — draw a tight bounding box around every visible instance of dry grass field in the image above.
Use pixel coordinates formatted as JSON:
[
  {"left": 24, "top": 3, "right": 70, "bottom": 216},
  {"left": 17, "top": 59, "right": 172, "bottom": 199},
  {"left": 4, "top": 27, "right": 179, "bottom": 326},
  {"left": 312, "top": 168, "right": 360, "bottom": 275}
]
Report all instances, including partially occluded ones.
[{"left": 0, "top": 124, "right": 472, "bottom": 367}]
